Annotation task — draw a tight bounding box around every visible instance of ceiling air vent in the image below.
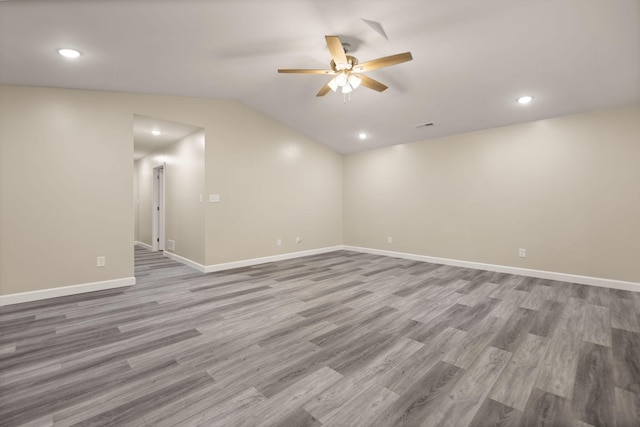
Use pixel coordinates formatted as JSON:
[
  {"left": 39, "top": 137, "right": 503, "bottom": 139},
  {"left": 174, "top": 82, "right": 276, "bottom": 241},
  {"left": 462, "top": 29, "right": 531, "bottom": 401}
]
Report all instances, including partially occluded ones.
[{"left": 415, "top": 122, "right": 434, "bottom": 128}]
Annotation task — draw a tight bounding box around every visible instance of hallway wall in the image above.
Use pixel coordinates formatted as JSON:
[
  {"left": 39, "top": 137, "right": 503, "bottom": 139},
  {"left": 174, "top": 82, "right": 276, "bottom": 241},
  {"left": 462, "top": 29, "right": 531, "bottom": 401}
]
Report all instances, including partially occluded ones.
[{"left": 135, "top": 129, "right": 206, "bottom": 265}]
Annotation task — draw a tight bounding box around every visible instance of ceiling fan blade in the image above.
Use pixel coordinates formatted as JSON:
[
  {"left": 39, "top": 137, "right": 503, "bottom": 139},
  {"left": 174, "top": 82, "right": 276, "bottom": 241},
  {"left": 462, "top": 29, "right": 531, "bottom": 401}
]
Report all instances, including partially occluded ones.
[
  {"left": 353, "top": 52, "right": 413, "bottom": 72},
  {"left": 358, "top": 74, "right": 388, "bottom": 92},
  {"left": 316, "top": 82, "right": 333, "bottom": 97},
  {"left": 278, "top": 69, "right": 335, "bottom": 74},
  {"left": 325, "top": 35, "right": 348, "bottom": 66}
]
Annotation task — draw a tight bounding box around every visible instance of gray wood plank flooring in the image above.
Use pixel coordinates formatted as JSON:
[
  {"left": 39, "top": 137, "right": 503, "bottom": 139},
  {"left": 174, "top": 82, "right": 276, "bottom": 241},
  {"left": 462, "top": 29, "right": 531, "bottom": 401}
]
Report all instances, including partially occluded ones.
[{"left": 1, "top": 246, "right": 639, "bottom": 426}]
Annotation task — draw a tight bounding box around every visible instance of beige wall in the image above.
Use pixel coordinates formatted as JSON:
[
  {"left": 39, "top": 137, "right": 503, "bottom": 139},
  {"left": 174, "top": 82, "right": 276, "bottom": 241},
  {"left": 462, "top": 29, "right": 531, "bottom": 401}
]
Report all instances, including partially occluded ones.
[
  {"left": 0, "top": 86, "right": 134, "bottom": 294},
  {"left": 133, "top": 161, "right": 139, "bottom": 242},
  {"left": 344, "top": 106, "right": 640, "bottom": 283},
  {"left": 0, "top": 85, "right": 343, "bottom": 296},
  {"left": 136, "top": 129, "right": 205, "bottom": 264},
  {"left": 134, "top": 158, "right": 152, "bottom": 246},
  {"left": 205, "top": 104, "right": 343, "bottom": 265}
]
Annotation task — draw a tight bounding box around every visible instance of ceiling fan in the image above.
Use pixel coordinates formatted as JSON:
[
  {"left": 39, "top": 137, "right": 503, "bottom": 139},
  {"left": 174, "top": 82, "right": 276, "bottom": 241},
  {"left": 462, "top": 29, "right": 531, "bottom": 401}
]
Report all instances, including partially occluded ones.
[{"left": 278, "top": 35, "right": 413, "bottom": 97}]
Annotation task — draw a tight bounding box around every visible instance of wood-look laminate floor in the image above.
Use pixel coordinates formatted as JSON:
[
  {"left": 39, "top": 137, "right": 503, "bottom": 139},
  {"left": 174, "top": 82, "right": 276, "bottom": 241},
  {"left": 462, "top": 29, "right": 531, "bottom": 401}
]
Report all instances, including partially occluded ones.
[{"left": 1, "top": 247, "right": 639, "bottom": 426}]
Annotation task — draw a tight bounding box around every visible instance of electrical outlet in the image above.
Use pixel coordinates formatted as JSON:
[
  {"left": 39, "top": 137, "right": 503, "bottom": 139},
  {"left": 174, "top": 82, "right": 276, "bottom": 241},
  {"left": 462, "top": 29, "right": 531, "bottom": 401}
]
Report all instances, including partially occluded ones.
[
  {"left": 296, "top": 237, "right": 302, "bottom": 244},
  {"left": 519, "top": 248, "right": 526, "bottom": 258},
  {"left": 97, "top": 256, "right": 106, "bottom": 267},
  {"left": 387, "top": 236, "right": 393, "bottom": 244},
  {"left": 167, "top": 240, "right": 175, "bottom": 251},
  {"left": 277, "top": 239, "right": 282, "bottom": 246}
]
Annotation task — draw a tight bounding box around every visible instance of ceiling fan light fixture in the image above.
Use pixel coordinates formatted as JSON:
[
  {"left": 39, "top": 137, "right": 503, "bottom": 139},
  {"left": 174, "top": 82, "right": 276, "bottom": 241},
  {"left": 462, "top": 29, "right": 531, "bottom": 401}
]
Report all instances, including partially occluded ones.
[
  {"left": 348, "top": 74, "right": 361, "bottom": 89},
  {"left": 328, "top": 78, "right": 339, "bottom": 92},
  {"left": 278, "top": 35, "right": 413, "bottom": 97},
  {"left": 335, "top": 72, "right": 348, "bottom": 87}
]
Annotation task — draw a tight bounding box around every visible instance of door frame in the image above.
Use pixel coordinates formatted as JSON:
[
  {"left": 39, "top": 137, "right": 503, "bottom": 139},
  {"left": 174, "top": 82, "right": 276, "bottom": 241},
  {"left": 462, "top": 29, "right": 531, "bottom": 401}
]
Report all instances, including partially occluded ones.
[{"left": 152, "top": 162, "right": 165, "bottom": 252}]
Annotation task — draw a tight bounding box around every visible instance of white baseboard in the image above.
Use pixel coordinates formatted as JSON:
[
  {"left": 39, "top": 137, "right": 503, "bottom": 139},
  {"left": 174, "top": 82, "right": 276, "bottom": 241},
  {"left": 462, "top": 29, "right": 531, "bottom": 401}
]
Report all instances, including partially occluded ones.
[
  {"left": 163, "top": 251, "right": 207, "bottom": 272},
  {"left": 202, "top": 246, "right": 344, "bottom": 273},
  {"left": 164, "top": 246, "right": 345, "bottom": 274},
  {"left": 0, "top": 277, "right": 136, "bottom": 306},
  {"left": 4, "top": 245, "right": 635, "bottom": 306},
  {"left": 166, "top": 244, "right": 639, "bottom": 292},
  {"left": 134, "top": 241, "right": 153, "bottom": 250},
  {"left": 344, "top": 245, "right": 640, "bottom": 293}
]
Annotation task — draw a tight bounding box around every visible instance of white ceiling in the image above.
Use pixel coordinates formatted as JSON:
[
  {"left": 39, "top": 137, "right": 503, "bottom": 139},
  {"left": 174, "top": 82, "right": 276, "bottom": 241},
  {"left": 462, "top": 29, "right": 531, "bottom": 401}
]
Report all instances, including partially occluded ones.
[
  {"left": 133, "top": 115, "right": 202, "bottom": 160},
  {"left": 1, "top": 0, "right": 638, "bottom": 154}
]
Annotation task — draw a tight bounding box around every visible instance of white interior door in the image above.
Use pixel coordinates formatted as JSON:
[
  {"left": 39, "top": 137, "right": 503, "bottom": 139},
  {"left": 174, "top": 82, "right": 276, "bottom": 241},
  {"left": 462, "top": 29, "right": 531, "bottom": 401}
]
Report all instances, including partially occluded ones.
[{"left": 152, "top": 165, "right": 165, "bottom": 251}]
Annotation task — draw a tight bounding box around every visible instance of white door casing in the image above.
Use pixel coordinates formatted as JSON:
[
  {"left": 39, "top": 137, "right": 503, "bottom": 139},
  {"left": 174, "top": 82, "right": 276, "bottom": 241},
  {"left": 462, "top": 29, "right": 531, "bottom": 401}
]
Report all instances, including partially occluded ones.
[{"left": 152, "top": 164, "right": 165, "bottom": 251}]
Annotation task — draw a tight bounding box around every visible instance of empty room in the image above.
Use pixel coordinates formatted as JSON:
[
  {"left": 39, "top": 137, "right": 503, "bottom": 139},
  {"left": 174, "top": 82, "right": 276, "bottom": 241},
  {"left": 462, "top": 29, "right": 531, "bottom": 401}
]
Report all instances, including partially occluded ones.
[{"left": 1, "top": 1, "right": 639, "bottom": 426}]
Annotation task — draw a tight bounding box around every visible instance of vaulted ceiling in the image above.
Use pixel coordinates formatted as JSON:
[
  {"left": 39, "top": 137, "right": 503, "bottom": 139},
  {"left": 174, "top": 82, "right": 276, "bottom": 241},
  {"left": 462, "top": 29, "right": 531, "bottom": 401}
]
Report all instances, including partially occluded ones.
[{"left": 1, "top": 0, "right": 638, "bottom": 153}]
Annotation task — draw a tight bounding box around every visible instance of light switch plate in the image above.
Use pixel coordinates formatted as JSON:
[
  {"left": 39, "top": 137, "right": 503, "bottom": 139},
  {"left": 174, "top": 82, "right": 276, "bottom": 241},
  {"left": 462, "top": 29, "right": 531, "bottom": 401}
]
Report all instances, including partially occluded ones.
[{"left": 209, "top": 194, "right": 220, "bottom": 203}]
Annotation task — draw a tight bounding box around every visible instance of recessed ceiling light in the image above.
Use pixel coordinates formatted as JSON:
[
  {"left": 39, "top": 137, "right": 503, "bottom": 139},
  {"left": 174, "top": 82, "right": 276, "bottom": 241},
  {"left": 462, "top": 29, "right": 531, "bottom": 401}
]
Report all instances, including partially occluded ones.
[
  {"left": 151, "top": 130, "right": 162, "bottom": 136},
  {"left": 358, "top": 132, "right": 368, "bottom": 140},
  {"left": 517, "top": 95, "right": 533, "bottom": 104},
  {"left": 57, "top": 48, "right": 82, "bottom": 58}
]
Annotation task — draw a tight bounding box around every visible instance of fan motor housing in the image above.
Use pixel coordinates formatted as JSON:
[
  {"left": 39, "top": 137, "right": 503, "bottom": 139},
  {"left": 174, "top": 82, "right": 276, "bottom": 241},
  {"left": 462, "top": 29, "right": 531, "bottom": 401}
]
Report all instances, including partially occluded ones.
[{"left": 331, "top": 55, "right": 358, "bottom": 72}]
